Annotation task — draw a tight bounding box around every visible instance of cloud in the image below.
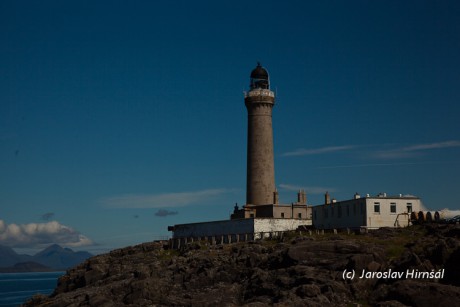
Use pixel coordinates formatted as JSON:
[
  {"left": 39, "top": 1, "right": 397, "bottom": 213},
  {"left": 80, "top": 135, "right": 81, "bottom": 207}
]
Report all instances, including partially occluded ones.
[
  {"left": 439, "top": 209, "right": 460, "bottom": 219},
  {"left": 316, "top": 162, "right": 427, "bottom": 169},
  {"left": 154, "top": 209, "right": 178, "bottom": 217},
  {"left": 402, "top": 140, "right": 460, "bottom": 151},
  {"left": 101, "top": 188, "right": 231, "bottom": 208},
  {"left": 0, "top": 220, "right": 94, "bottom": 248},
  {"left": 282, "top": 145, "right": 355, "bottom": 157},
  {"left": 279, "top": 184, "right": 335, "bottom": 194},
  {"left": 374, "top": 140, "right": 460, "bottom": 159},
  {"left": 282, "top": 141, "right": 460, "bottom": 159},
  {"left": 41, "top": 212, "right": 55, "bottom": 221}
]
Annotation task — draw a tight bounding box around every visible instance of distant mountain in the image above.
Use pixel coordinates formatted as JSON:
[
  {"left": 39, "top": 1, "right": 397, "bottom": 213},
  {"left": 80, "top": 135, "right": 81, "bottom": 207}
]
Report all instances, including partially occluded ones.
[
  {"left": 0, "top": 261, "right": 53, "bottom": 273},
  {"left": 0, "top": 245, "right": 32, "bottom": 267},
  {"left": 0, "top": 244, "right": 92, "bottom": 271},
  {"left": 33, "top": 244, "right": 93, "bottom": 270}
]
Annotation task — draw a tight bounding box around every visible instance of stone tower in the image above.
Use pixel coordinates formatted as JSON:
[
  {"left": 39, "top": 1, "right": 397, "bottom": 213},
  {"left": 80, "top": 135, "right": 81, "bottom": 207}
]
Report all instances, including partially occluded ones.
[{"left": 245, "top": 63, "right": 276, "bottom": 205}]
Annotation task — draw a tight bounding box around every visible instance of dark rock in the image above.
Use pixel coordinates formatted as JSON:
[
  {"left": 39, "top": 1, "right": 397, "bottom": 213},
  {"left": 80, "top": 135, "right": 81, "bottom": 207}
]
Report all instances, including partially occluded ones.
[
  {"left": 426, "top": 239, "right": 449, "bottom": 265},
  {"left": 23, "top": 225, "right": 460, "bottom": 306},
  {"left": 374, "top": 280, "right": 460, "bottom": 307},
  {"left": 296, "top": 284, "right": 321, "bottom": 297},
  {"left": 375, "top": 300, "right": 409, "bottom": 307},
  {"left": 443, "top": 246, "right": 460, "bottom": 286},
  {"left": 392, "top": 251, "right": 423, "bottom": 271}
]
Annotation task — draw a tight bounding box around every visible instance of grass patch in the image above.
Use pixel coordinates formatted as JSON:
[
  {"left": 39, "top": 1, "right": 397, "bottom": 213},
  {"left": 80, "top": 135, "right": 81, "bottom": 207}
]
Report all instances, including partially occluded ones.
[
  {"left": 385, "top": 244, "right": 406, "bottom": 259},
  {"left": 157, "top": 249, "right": 180, "bottom": 262},
  {"left": 282, "top": 225, "right": 428, "bottom": 261},
  {"left": 347, "top": 301, "right": 371, "bottom": 307}
]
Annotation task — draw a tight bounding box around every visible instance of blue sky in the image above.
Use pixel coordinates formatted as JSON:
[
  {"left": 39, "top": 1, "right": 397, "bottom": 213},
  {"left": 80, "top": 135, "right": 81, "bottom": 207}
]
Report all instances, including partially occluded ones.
[{"left": 1, "top": 1, "right": 459, "bottom": 254}]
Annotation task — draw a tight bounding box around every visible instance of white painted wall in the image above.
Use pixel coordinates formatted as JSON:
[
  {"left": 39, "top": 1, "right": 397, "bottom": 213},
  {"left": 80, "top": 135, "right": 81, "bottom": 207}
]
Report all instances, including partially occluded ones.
[
  {"left": 313, "top": 198, "right": 367, "bottom": 229},
  {"left": 313, "top": 197, "right": 422, "bottom": 229},
  {"left": 365, "top": 198, "right": 421, "bottom": 228},
  {"left": 254, "top": 218, "right": 311, "bottom": 233}
]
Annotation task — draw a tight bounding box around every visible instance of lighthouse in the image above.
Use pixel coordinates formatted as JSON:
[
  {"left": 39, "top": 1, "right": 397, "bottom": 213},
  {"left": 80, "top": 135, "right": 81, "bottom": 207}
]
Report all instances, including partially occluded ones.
[
  {"left": 168, "top": 63, "right": 312, "bottom": 242},
  {"left": 245, "top": 63, "right": 276, "bottom": 205}
]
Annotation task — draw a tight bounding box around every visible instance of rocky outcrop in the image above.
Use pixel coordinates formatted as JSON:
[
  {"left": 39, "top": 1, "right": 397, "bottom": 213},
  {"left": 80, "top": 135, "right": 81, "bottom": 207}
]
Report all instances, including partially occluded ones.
[{"left": 25, "top": 224, "right": 460, "bottom": 306}]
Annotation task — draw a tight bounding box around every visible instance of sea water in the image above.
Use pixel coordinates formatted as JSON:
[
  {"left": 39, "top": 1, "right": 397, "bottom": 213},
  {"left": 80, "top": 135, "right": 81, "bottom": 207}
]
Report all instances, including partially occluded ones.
[{"left": 0, "top": 271, "right": 64, "bottom": 306}]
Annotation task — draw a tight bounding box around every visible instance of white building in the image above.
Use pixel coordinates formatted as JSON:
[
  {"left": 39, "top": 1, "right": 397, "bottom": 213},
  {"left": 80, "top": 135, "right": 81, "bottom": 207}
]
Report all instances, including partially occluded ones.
[
  {"left": 312, "top": 193, "right": 422, "bottom": 230},
  {"left": 168, "top": 218, "right": 312, "bottom": 248}
]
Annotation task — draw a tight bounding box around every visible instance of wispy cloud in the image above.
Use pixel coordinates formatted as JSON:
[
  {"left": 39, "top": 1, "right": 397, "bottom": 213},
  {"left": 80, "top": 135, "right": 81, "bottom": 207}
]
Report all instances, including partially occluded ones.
[
  {"left": 282, "top": 145, "right": 355, "bottom": 157},
  {"left": 154, "top": 209, "right": 178, "bottom": 217},
  {"left": 374, "top": 140, "right": 460, "bottom": 159},
  {"left": 279, "top": 184, "right": 335, "bottom": 194},
  {"left": 101, "top": 188, "right": 231, "bottom": 209},
  {"left": 316, "top": 162, "right": 438, "bottom": 169},
  {"left": 41, "top": 212, "right": 55, "bottom": 221},
  {"left": 402, "top": 140, "right": 460, "bottom": 151},
  {"left": 0, "top": 220, "right": 94, "bottom": 248}
]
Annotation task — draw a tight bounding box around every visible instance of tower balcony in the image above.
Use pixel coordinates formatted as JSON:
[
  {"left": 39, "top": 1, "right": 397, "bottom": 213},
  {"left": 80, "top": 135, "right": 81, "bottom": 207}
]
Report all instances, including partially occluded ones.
[{"left": 244, "top": 89, "right": 275, "bottom": 98}]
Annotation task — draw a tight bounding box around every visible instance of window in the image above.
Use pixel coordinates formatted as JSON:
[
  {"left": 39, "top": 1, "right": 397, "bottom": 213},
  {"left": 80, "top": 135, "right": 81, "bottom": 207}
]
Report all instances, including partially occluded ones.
[
  {"left": 374, "top": 202, "right": 380, "bottom": 214},
  {"left": 390, "top": 203, "right": 396, "bottom": 214},
  {"left": 407, "top": 203, "right": 412, "bottom": 213},
  {"left": 250, "top": 213, "right": 254, "bottom": 218},
  {"left": 298, "top": 213, "right": 302, "bottom": 219},
  {"left": 281, "top": 212, "right": 285, "bottom": 218}
]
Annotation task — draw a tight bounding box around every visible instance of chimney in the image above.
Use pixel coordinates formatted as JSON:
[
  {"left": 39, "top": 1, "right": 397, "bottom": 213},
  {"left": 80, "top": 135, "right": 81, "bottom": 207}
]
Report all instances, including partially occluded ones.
[
  {"left": 297, "top": 189, "right": 307, "bottom": 205},
  {"left": 354, "top": 192, "right": 360, "bottom": 199},
  {"left": 273, "top": 189, "right": 279, "bottom": 204},
  {"left": 325, "top": 191, "right": 331, "bottom": 205}
]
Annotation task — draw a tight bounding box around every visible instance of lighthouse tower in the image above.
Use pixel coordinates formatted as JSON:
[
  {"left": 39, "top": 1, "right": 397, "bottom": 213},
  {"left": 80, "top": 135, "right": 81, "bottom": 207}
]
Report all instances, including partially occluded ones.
[{"left": 245, "top": 63, "right": 276, "bottom": 205}]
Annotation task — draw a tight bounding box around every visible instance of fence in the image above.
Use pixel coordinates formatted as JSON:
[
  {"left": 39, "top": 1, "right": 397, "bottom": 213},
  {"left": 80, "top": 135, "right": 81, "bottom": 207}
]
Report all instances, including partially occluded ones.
[{"left": 169, "top": 231, "right": 295, "bottom": 249}]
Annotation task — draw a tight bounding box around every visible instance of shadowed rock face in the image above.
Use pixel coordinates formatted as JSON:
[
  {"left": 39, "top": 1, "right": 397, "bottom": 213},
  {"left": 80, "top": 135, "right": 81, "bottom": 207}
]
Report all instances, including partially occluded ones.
[{"left": 25, "top": 224, "right": 460, "bottom": 306}]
